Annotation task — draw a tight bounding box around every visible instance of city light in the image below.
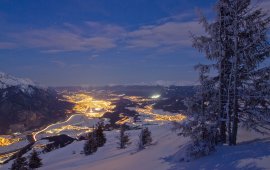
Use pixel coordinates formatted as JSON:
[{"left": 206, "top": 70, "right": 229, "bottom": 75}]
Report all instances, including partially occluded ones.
[
  {"left": 32, "top": 93, "right": 115, "bottom": 141},
  {"left": 151, "top": 94, "right": 161, "bottom": 99},
  {"left": 135, "top": 105, "right": 186, "bottom": 122},
  {"left": 0, "top": 137, "right": 20, "bottom": 147},
  {"left": 63, "top": 93, "right": 115, "bottom": 117}
]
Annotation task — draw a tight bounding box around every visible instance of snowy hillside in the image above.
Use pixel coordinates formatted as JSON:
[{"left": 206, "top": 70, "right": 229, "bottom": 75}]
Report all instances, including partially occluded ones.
[
  {"left": 0, "top": 72, "right": 37, "bottom": 93},
  {"left": 33, "top": 127, "right": 270, "bottom": 170},
  {"left": 1, "top": 123, "right": 269, "bottom": 170}
]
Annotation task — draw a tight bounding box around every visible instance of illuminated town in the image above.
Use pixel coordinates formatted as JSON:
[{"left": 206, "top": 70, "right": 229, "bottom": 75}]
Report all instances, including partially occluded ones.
[
  {"left": 32, "top": 92, "right": 116, "bottom": 141},
  {"left": 63, "top": 93, "right": 115, "bottom": 117},
  {"left": 0, "top": 92, "right": 185, "bottom": 146},
  {"left": 0, "top": 137, "right": 20, "bottom": 147},
  {"left": 0, "top": 90, "right": 188, "bottom": 164}
]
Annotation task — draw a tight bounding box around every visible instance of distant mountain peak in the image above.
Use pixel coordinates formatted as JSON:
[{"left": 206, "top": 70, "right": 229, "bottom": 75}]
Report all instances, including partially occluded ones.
[{"left": 0, "top": 72, "right": 37, "bottom": 92}]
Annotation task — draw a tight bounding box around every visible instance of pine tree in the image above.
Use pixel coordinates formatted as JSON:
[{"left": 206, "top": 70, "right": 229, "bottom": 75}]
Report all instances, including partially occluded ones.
[
  {"left": 94, "top": 122, "right": 106, "bottom": 147},
  {"left": 28, "top": 150, "right": 42, "bottom": 169},
  {"left": 180, "top": 65, "right": 218, "bottom": 159},
  {"left": 241, "top": 67, "right": 270, "bottom": 132},
  {"left": 10, "top": 156, "right": 28, "bottom": 170},
  {"left": 138, "top": 129, "right": 144, "bottom": 150},
  {"left": 138, "top": 127, "right": 152, "bottom": 150},
  {"left": 83, "top": 133, "right": 98, "bottom": 155},
  {"left": 117, "top": 125, "right": 131, "bottom": 149},
  {"left": 192, "top": 0, "right": 270, "bottom": 146},
  {"left": 142, "top": 127, "right": 152, "bottom": 146}
]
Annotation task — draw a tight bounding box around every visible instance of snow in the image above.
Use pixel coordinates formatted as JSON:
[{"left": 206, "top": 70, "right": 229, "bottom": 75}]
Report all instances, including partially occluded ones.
[
  {"left": 168, "top": 127, "right": 270, "bottom": 170},
  {"left": 36, "top": 125, "right": 184, "bottom": 170},
  {"left": 171, "top": 137, "right": 270, "bottom": 170},
  {"left": 0, "top": 72, "right": 37, "bottom": 93},
  {"left": 1, "top": 123, "right": 269, "bottom": 170},
  {"left": 0, "top": 140, "right": 29, "bottom": 154}
]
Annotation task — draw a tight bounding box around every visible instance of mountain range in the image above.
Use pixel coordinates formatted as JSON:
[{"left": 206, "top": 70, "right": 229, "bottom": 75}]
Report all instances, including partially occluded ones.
[{"left": 0, "top": 72, "right": 73, "bottom": 134}]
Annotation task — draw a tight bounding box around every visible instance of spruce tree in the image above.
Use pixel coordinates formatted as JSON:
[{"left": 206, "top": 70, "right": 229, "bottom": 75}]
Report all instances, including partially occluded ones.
[
  {"left": 83, "top": 133, "right": 98, "bottom": 155},
  {"left": 94, "top": 122, "right": 106, "bottom": 147},
  {"left": 10, "top": 156, "right": 28, "bottom": 170},
  {"left": 180, "top": 65, "right": 218, "bottom": 158},
  {"left": 192, "top": 0, "right": 270, "bottom": 146},
  {"left": 28, "top": 150, "right": 42, "bottom": 169},
  {"left": 138, "top": 127, "right": 152, "bottom": 150},
  {"left": 241, "top": 67, "right": 270, "bottom": 132},
  {"left": 176, "top": 0, "right": 269, "bottom": 160},
  {"left": 138, "top": 129, "right": 144, "bottom": 150},
  {"left": 118, "top": 125, "right": 130, "bottom": 149},
  {"left": 142, "top": 127, "right": 152, "bottom": 146}
]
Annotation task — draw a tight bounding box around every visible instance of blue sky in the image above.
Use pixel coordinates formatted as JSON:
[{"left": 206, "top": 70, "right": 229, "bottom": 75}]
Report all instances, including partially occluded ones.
[{"left": 0, "top": 0, "right": 269, "bottom": 86}]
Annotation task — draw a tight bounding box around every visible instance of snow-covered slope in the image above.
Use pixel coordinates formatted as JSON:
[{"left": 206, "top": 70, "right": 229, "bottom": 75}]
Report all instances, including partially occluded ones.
[
  {"left": 1, "top": 124, "right": 269, "bottom": 170},
  {"left": 0, "top": 72, "right": 37, "bottom": 93},
  {"left": 43, "top": 127, "right": 270, "bottom": 170}
]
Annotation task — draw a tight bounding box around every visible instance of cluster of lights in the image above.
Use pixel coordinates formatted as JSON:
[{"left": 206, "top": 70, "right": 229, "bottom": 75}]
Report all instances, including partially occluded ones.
[
  {"left": 0, "top": 151, "right": 18, "bottom": 164},
  {"left": 151, "top": 94, "right": 161, "bottom": 99},
  {"left": 154, "top": 114, "right": 186, "bottom": 121},
  {"left": 135, "top": 105, "right": 186, "bottom": 122},
  {"left": 136, "top": 105, "right": 154, "bottom": 115},
  {"left": 0, "top": 137, "right": 20, "bottom": 147},
  {"left": 115, "top": 114, "right": 133, "bottom": 125},
  {"left": 32, "top": 93, "right": 115, "bottom": 141},
  {"left": 45, "top": 125, "right": 92, "bottom": 134},
  {"left": 64, "top": 93, "right": 115, "bottom": 117},
  {"left": 124, "top": 96, "right": 153, "bottom": 104}
]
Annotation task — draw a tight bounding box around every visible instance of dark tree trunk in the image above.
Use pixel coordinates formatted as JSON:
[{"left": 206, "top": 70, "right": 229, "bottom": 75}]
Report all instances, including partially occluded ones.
[{"left": 231, "top": 111, "right": 238, "bottom": 145}]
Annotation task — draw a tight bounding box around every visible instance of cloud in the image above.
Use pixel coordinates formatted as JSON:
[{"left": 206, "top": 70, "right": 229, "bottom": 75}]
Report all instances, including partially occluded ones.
[
  {"left": 89, "top": 54, "right": 99, "bottom": 60},
  {"left": 153, "top": 80, "right": 198, "bottom": 86},
  {"left": 0, "top": 42, "right": 15, "bottom": 49},
  {"left": 2, "top": 15, "right": 203, "bottom": 53},
  {"left": 12, "top": 26, "right": 118, "bottom": 53},
  {"left": 85, "top": 21, "right": 126, "bottom": 37},
  {"left": 157, "top": 11, "right": 195, "bottom": 23},
  {"left": 63, "top": 23, "right": 83, "bottom": 34},
  {"left": 122, "top": 80, "right": 199, "bottom": 86},
  {"left": 3, "top": 21, "right": 127, "bottom": 53},
  {"left": 1, "top": 1, "right": 267, "bottom": 54},
  {"left": 51, "top": 60, "right": 82, "bottom": 68},
  {"left": 126, "top": 21, "right": 202, "bottom": 50},
  {"left": 51, "top": 60, "right": 66, "bottom": 67}
]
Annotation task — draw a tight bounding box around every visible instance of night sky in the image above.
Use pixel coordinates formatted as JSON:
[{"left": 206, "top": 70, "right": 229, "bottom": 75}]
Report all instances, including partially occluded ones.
[{"left": 0, "top": 0, "right": 269, "bottom": 86}]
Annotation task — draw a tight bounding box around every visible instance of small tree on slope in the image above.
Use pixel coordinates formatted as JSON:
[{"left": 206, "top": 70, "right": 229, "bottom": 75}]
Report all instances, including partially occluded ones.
[
  {"left": 94, "top": 122, "right": 106, "bottom": 147},
  {"left": 117, "top": 125, "right": 131, "bottom": 149},
  {"left": 10, "top": 156, "right": 28, "bottom": 170},
  {"left": 142, "top": 127, "right": 152, "bottom": 146},
  {"left": 84, "top": 133, "right": 98, "bottom": 155},
  {"left": 138, "top": 127, "right": 152, "bottom": 150},
  {"left": 28, "top": 150, "right": 42, "bottom": 169}
]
